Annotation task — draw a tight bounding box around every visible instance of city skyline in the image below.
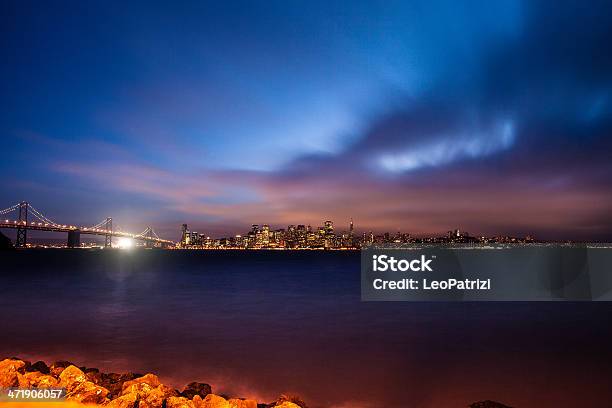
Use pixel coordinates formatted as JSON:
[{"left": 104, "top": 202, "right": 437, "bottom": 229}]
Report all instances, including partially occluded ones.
[
  {"left": 0, "top": 199, "right": 543, "bottom": 247},
  {"left": 2, "top": 1, "right": 612, "bottom": 241},
  {"left": 179, "top": 218, "right": 539, "bottom": 250}
]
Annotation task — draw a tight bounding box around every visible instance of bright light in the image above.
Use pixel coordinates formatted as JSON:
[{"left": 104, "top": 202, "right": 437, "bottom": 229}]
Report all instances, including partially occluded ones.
[{"left": 117, "top": 237, "right": 135, "bottom": 249}]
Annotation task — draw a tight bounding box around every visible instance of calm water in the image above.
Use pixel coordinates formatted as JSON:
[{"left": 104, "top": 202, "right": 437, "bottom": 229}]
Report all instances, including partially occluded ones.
[{"left": 1, "top": 249, "right": 611, "bottom": 407}]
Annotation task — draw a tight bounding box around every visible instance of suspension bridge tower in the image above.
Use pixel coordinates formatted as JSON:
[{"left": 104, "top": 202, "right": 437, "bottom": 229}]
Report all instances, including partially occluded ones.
[
  {"left": 104, "top": 217, "right": 113, "bottom": 248},
  {"left": 16, "top": 201, "right": 28, "bottom": 248},
  {"left": 146, "top": 227, "right": 154, "bottom": 248}
]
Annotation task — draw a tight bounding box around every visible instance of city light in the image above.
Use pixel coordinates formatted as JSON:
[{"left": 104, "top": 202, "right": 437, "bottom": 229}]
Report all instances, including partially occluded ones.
[{"left": 178, "top": 221, "right": 536, "bottom": 250}]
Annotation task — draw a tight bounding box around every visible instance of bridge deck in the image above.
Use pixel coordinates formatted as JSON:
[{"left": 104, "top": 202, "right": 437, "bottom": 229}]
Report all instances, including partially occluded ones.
[{"left": 0, "top": 221, "right": 174, "bottom": 244}]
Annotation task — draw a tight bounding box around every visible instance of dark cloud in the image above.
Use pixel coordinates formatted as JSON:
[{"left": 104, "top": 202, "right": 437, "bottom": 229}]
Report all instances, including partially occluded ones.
[{"left": 218, "top": 0, "right": 612, "bottom": 240}]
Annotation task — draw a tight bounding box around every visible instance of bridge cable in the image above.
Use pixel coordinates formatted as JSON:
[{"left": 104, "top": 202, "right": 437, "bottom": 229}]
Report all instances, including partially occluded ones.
[
  {"left": 28, "top": 205, "right": 60, "bottom": 226},
  {"left": 0, "top": 203, "right": 21, "bottom": 216}
]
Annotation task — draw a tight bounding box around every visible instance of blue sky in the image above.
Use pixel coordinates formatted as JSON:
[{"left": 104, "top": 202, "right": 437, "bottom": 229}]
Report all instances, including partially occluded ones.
[{"left": 2, "top": 0, "right": 611, "bottom": 240}]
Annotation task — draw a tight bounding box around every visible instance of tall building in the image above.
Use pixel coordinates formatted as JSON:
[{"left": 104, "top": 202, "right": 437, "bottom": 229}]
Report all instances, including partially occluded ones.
[
  {"left": 181, "top": 224, "right": 190, "bottom": 246},
  {"left": 190, "top": 231, "right": 201, "bottom": 246},
  {"left": 261, "top": 224, "right": 270, "bottom": 245}
]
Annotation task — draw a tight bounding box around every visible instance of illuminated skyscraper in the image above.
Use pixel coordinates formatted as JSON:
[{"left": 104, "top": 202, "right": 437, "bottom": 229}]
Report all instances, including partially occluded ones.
[
  {"left": 262, "top": 224, "right": 270, "bottom": 245},
  {"left": 181, "top": 224, "right": 190, "bottom": 246}
]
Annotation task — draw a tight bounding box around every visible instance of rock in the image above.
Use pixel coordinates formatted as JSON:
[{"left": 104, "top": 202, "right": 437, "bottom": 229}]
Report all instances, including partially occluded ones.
[
  {"left": 86, "top": 370, "right": 104, "bottom": 386},
  {"left": 181, "top": 381, "right": 212, "bottom": 399},
  {"left": 28, "top": 360, "right": 50, "bottom": 374},
  {"left": 1, "top": 359, "right": 304, "bottom": 408},
  {"left": 273, "top": 395, "right": 307, "bottom": 408},
  {"left": 120, "top": 373, "right": 179, "bottom": 408},
  {"left": 59, "top": 365, "right": 89, "bottom": 390},
  {"left": 228, "top": 398, "right": 258, "bottom": 408},
  {"left": 0, "top": 359, "right": 26, "bottom": 387},
  {"left": 142, "top": 384, "right": 180, "bottom": 407},
  {"left": 69, "top": 381, "right": 111, "bottom": 404},
  {"left": 105, "top": 393, "right": 139, "bottom": 408},
  {"left": 198, "top": 394, "right": 230, "bottom": 408},
  {"left": 58, "top": 365, "right": 110, "bottom": 404},
  {"left": 21, "top": 371, "right": 59, "bottom": 388},
  {"left": 94, "top": 372, "right": 140, "bottom": 398},
  {"left": 274, "top": 403, "right": 302, "bottom": 408},
  {"left": 50, "top": 360, "right": 74, "bottom": 369},
  {"left": 106, "top": 372, "right": 143, "bottom": 383},
  {"left": 167, "top": 396, "right": 196, "bottom": 408},
  {"left": 121, "top": 373, "right": 162, "bottom": 394},
  {"left": 50, "top": 360, "right": 74, "bottom": 377},
  {"left": 470, "top": 401, "right": 514, "bottom": 408}
]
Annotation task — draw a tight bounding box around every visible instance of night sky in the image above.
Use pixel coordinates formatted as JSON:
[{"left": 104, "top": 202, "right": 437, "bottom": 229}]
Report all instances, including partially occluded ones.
[{"left": 2, "top": 0, "right": 612, "bottom": 240}]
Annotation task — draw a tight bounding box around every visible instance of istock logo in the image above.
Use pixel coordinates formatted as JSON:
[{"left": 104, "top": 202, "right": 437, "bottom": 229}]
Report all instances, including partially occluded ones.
[{"left": 372, "top": 254, "right": 434, "bottom": 272}]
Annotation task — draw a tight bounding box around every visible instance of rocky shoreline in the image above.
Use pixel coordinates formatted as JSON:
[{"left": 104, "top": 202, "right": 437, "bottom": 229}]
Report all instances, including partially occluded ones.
[
  {"left": 0, "top": 358, "right": 515, "bottom": 408},
  {"left": 0, "top": 358, "right": 306, "bottom": 408}
]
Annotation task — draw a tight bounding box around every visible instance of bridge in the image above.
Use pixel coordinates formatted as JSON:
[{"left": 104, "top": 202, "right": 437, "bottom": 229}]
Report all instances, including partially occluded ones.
[{"left": 0, "top": 201, "right": 175, "bottom": 248}]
